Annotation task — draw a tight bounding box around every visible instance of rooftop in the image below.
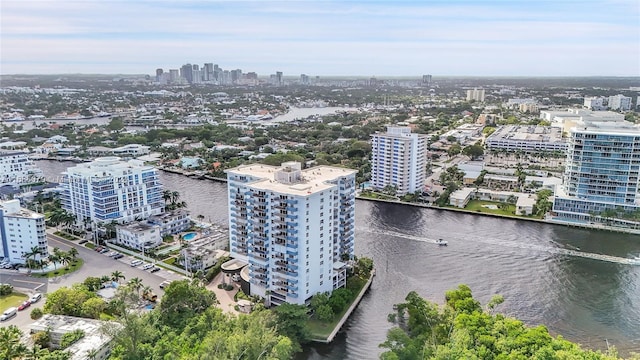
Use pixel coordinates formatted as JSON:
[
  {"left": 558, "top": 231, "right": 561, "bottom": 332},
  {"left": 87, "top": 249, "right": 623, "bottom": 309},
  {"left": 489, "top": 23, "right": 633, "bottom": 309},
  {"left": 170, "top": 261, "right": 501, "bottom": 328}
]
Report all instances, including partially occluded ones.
[
  {"left": 227, "top": 163, "right": 356, "bottom": 196},
  {"left": 29, "top": 315, "right": 121, "bottom": 360}
]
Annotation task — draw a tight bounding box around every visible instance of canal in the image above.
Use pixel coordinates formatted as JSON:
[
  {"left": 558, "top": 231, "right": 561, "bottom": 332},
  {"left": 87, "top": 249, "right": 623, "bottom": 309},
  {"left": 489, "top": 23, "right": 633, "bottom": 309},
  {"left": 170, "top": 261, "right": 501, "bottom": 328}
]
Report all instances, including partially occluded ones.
[{"left": 37, "top": 160, "right": 640, "bottom": 358}]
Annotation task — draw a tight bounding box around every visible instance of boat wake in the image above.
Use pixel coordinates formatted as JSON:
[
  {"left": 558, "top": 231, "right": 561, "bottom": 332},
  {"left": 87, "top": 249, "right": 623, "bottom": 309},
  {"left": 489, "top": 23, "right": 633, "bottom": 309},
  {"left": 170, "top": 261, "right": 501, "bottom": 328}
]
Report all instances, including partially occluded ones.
[{"left": 356, "top": 227, "right": 640, "bottom": 266}]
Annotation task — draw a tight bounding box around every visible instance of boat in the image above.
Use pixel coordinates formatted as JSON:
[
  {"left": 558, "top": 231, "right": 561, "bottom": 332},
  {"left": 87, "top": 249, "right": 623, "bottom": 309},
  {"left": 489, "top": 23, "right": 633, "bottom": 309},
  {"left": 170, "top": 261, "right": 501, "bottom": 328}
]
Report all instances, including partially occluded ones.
[{"left": 435, "top": 238, "right": 448, "bottom": 246}]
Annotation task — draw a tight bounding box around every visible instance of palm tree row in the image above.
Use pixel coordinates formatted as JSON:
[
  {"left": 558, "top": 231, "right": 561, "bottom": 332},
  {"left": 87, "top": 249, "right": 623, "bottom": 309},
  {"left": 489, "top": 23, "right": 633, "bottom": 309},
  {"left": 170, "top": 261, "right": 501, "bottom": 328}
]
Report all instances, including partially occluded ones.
[
  {"left": 46, "top": 208, "right": 76, "bottom": 231},
  {"left": 162, "top": 190, "right": 187, "bottom": 211},
  {"left": 23, "top": 246, "right": 79, "bottom": 272}
]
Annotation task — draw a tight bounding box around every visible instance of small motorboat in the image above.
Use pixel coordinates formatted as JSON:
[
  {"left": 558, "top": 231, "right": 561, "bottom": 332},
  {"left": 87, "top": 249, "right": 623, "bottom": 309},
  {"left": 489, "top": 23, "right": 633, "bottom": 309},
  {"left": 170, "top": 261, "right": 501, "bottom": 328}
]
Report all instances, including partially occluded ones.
[{"left": 435, "top": 238, "right": 448, "bottom": 246}]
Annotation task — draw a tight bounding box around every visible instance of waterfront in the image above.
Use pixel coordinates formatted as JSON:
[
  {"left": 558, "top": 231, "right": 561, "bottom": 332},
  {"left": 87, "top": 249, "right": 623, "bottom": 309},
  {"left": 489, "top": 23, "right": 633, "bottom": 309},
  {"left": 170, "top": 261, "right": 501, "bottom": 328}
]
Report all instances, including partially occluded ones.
[{"left": 36, "top": 160, "right": 640, "bottom": 358}]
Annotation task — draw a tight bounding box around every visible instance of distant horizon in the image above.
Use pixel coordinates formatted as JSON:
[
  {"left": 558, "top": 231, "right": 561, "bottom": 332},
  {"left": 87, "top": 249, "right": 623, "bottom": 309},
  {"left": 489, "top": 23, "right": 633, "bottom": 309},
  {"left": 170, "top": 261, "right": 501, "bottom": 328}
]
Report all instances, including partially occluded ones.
[
  {"left": 2, "top": 0, "right": 638, "bottom": 76},
  {"left": 2, "top": 73, "right": 639, "bottom": 80}
]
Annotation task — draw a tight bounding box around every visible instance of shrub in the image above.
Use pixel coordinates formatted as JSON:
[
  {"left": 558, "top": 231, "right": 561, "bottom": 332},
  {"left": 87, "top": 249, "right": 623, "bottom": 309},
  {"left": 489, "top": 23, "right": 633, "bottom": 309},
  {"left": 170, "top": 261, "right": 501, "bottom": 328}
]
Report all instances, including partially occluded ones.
[
  {"left": 60, "top": 329, "right": 85, "bottom": 349},
  {"left": 0, "top": 283, "right": 13, "bottom": 296},
  {"left": 31, "top": 308, "right": 43, "bottom": 320}
]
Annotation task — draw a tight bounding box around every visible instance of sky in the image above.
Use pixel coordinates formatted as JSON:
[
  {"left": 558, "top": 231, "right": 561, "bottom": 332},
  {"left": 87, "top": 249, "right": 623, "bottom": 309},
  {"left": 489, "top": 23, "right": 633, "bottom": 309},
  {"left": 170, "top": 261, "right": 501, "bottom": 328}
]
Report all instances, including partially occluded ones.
[{"left": 1, "top": 0, "right": 639, "bottom": 77}]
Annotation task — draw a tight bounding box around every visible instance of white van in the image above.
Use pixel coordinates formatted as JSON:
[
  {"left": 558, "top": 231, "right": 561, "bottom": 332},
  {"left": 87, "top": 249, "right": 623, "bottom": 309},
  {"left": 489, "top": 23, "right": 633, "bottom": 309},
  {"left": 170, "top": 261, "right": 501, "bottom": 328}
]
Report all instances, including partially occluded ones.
[{"left": 0, "top": 307, "right": 17, "bottom": 321}]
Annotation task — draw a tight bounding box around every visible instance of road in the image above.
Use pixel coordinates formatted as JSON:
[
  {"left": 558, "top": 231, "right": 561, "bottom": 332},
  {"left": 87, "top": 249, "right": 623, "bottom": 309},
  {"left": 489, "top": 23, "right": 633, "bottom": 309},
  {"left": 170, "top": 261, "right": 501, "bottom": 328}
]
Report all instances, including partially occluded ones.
[{"left": 0, "top": 232, "right": 187, "bottom": 331}]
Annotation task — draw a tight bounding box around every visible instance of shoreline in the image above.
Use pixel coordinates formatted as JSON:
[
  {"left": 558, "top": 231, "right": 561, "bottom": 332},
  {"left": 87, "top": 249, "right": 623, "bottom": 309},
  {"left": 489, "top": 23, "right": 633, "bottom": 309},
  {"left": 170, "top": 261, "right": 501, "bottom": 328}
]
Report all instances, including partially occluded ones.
[
  {"left": 35, "top": 158, "right": 640, "bottom": 236},
  {"left": 355, "top": 196, "right": 640, "bottom": 235}
]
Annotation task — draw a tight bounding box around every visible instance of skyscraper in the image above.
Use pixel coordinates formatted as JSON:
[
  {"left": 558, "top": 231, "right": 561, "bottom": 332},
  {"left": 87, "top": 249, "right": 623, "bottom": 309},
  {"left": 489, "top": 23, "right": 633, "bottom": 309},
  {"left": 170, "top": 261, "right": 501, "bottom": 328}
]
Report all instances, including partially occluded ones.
[
  {"left": 422, "top": 74, "right": 432, "bottom": 86},
  {"left": 370, "top": 126, "right": 428, "bottom": 195},
  {"left": 276, "top": 71, "right": 283, "bottom": 86},
  {"left": 226, "top": 162, "right": 357, "bottom": 306},
  {"left": 180, "top": 64, "right": 193, "bottom": 84},
  {"left": 203, "top": 63, "right": 214, "bottom": 81},
  {"left": 553, "top": 119, "right": 640, "bottom": 229},
  {"left": 61, "top": 157, "right": 164, "bottom": 225}
]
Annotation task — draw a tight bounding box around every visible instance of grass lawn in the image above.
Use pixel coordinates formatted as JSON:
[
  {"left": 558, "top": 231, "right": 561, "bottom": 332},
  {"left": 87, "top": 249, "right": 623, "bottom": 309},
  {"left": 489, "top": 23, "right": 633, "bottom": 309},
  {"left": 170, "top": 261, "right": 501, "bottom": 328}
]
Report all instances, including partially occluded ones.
[
  {"left": 163, "top": 257, "right": 177, "bottom": 266},
  {"left": 359, "top": 192, "right": 397, "bottom": 201},
  {"left": 32, "top": 258, "right": 84, "bottom": 278},
  {"left": 464, "top": 200, "right": 516, "bottom": 216},
  {"left": 0, "top": 292, "right": 28, "bottom": 313},
  {"left": 85, "top": 243, "right": 96, "bottom": 250}
]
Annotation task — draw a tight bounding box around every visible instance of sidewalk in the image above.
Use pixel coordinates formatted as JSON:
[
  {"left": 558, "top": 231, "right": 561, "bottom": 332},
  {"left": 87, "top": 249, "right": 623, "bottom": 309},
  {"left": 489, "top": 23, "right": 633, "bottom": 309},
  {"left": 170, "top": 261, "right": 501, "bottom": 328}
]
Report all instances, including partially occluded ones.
[{"left": 205, "top": 272, "right": 239, "bottom": 315}]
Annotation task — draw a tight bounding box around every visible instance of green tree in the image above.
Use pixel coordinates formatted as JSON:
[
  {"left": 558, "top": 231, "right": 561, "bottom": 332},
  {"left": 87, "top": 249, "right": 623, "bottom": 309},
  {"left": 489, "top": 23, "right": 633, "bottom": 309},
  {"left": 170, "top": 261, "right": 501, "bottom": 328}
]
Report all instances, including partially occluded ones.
[
  {"left": 462, "top": 143, "right": 484, "bottom": 160},
  {"left": 157, "top": 280, "right": 217, "bottom": 328},
  {"left": 0, "top": 325, "right": 28, "bottom": 360},
  {"left": 273, "top": 303, "right": 311, "bottom": 350},
  {"left": 43, "top": 285, "right": 98, "bottom": 317}
]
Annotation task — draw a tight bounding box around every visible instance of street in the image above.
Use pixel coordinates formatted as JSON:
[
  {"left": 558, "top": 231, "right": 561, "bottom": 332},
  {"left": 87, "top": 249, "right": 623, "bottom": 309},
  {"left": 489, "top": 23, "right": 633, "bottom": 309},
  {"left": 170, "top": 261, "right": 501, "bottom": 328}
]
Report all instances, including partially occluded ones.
[{"left": 0, "top": 232, "right": 187, "bottom": 331}]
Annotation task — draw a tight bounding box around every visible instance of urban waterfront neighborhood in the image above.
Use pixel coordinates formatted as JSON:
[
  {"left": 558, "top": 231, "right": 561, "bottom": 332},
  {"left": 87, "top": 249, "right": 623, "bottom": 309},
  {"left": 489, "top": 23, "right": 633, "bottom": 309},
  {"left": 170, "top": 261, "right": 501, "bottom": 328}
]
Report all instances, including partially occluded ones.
[{"left": 0, "top": 73, "right": 639, "bottom": 359}]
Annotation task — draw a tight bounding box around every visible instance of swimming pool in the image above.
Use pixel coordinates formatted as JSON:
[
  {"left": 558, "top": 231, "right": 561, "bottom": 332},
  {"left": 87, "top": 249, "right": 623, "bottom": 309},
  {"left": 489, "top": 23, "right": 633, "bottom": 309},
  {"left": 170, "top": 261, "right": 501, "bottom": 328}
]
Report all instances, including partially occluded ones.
[{"left": 183, "top": 232, "right": 197, "bottom": 241}]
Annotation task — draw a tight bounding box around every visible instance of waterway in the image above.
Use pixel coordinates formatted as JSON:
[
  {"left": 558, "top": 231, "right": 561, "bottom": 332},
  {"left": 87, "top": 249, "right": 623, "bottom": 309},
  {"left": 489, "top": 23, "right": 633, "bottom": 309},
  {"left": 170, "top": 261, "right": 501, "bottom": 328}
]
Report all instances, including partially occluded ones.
[
  {"left": 4, "top": 107, "right": 355, "bottom": 131},
  {"left": 36, "top": 160, "right": 640, "bottom": 358}
]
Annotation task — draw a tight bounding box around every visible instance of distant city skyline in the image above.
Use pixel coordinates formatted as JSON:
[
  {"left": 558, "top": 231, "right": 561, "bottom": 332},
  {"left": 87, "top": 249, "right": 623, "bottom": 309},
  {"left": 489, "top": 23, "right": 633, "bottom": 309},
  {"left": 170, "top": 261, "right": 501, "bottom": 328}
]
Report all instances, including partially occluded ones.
[{"left": 2, "top": 0, "right": 639, "bottom": 76}]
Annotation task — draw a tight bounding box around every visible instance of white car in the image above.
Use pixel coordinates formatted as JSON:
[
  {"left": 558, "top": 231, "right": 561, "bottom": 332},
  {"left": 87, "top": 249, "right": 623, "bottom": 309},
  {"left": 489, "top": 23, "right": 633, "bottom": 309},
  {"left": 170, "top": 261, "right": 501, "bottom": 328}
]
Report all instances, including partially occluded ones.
[
  {"left": 141, "top": 263, "right": 154, "bottom": 270},
  {"left": 30, "top": 293, "right": 42, "bottom": 303},
  {"left": 130, "top": 260, "right": 143, "bottom": 267}
]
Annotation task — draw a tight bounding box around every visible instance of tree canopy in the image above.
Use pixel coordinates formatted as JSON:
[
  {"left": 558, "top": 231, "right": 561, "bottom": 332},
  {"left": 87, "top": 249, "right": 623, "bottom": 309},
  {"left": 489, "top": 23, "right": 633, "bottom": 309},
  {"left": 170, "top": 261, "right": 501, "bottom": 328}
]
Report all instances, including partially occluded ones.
[{"left": 380, "top": 285, "right": 627, "bottom": 360}]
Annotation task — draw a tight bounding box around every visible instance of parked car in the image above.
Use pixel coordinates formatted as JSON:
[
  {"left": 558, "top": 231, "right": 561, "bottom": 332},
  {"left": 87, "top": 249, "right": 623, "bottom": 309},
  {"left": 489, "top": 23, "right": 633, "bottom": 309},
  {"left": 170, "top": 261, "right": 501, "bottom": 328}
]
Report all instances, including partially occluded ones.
[
  {"left": 94, "top": 246, "right": 104, "bottom": 252},
  {"left": 141, "top": 263, "right": 154, "bottom": 270},
  {"left": 30, "top": 293, "right": 42, "bottom": 303},
  {"left": 130, "top": 260, "right": 143, "bottom": 267},
  {"left": 0, "top": 307, "right": 17, "bottom": 321},
  {"left": 231, "top": 274, "right": 241, "bottom": 282},
  {"left": 113, "top": 254, "right": 124, "bottom": 260},
  {"left": 99, "top": 248, "right": 109, "bottom": 254},
  {"left": 150, "top": 267, "right": 161, "bottom": 273},
  {"left": 107, "top": 252, "right": 119, "bottom": 257},
  {"left": 18, "top": 300, "right": 31, "bottom": 311},
  {"left": 79, "top": 240, "right": 88, "bottom": 245},
  {"left": 159, "top": 280, "right": 173, "bottom": 289}
]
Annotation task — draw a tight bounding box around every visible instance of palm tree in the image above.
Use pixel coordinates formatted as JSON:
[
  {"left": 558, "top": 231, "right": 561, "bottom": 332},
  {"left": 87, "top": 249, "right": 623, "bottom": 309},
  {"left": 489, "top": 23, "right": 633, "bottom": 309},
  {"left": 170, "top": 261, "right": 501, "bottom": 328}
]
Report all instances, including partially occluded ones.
[
  {"left": 141, "top": 285, "right": 153, "bottom": 299},
  {"left": 59, "top": 253, "right": 71, "bottom": 269},
  {"left": 100, "top": 275, "right": 111, "bottom": 286},
  {"left": 111, "top": 270, "right": 125, "bottom": 284},
  {"left": 67, "top": 247, "right": 79, "bottom": 261},
  {"left": 162, "top": 189, "right": 172, "bottom": 204},
  {"left": 127, "top": 277, "right": 143, "bottom": 296},
  {"left": 48, "top": 254, "right": 60, "bottom": 270},
  {"left": 170, "top": 191, "right": 180, "bottom": 205},
  {"left": 86, "top": 348, "right": 99, "bottom": 360},
  {"left": 23, "top": 246, "right": 41, "bottom": 271}
]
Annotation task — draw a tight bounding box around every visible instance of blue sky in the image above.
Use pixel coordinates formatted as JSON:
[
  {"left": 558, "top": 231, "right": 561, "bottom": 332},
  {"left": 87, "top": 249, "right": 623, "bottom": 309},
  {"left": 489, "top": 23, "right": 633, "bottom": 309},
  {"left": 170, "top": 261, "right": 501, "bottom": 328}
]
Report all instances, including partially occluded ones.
[{"left": 1, "top": 0, "right": 639, "bottom": 76}]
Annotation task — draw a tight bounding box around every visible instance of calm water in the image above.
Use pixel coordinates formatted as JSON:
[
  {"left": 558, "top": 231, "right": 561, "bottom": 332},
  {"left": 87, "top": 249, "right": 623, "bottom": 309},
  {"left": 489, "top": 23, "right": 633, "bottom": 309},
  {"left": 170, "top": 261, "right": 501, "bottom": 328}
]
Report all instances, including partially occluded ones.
[{"left": 37, "top": 160, "right": 640, "bottom": 358}]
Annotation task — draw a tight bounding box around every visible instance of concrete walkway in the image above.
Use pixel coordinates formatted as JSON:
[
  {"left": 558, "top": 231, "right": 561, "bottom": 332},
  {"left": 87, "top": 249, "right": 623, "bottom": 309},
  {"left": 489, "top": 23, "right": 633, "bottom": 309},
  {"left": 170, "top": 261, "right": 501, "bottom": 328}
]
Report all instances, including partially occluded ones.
[{"left": 206, "top": 272, "right": 239, "bottom": 315}]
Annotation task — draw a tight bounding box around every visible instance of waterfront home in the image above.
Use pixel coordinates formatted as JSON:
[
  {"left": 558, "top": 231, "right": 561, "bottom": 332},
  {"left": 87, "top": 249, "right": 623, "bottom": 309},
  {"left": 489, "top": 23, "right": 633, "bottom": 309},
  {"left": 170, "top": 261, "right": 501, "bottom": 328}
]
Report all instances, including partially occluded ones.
[
  {"left": 115, "top": 222, "right": 162, "bottom": 251},
  {"left": 179, "top": 156, "right": 203, "bottom": 169}
]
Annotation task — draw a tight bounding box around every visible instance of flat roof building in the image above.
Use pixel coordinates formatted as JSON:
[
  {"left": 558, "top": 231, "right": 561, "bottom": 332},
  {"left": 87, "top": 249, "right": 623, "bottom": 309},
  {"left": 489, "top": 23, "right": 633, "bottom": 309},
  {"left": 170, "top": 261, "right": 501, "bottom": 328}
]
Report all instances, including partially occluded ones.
[
  {"left": 0, "top": 199, "right": 47, "bottom": 264},
  {"left": 485, "top": 125, "right": 567, "bottom": 153},
  {"left": 226, "top": 162, "right": 357, "bottom": 306}
]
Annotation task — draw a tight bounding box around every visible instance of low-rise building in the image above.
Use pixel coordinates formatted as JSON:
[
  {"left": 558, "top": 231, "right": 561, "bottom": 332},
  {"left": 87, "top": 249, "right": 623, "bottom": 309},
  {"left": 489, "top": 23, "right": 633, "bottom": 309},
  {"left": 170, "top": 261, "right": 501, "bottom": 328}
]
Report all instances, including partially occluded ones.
[
  {"left": 0, "top": 199, "right": 47, "bottom": 264},
  {"left": 483, "top": 174, "right": 520, "bottom": 191},
  {"left": 115, "top": 222, "right": 162, "bottom": 251},
  {"left": 147, "top": 209, "right": 190, "bottom": 237},
  {"left": 485, "top": 125, "right": 566, "bottom": 153},
  {"left": 30, "top": 315, "right": 121, "bottom": 360},
  {"left": 111, "top": 144, "right": 150, "bottom": 158}
]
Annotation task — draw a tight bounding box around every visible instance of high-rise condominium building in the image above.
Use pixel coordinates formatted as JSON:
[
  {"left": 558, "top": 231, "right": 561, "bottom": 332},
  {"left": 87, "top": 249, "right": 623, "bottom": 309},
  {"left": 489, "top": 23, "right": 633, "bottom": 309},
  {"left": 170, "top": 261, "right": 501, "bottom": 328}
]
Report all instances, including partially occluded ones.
[
  {"left": 0, "top": 151, "right": 44, "bottom": 187},
  {"left": 608, "top": 94, "right": 632, "bottom": 111},
  {"left": 226, "top": 162, "right": 357, "bottom": 306},
  {"left": 370, "top": 126, "right": 428, "bottom": 195},
  {"left": 466, "top": 88, "right": 485, "bottom": 102},
  {"left": 0, "top": 200, "right": 47, "bottom": 264},
  {"left": 61, "top": 157, "right": 164, "bottom": 225},
  {"left": 553, "top": 119, "right": 640, "bottom": 229}
]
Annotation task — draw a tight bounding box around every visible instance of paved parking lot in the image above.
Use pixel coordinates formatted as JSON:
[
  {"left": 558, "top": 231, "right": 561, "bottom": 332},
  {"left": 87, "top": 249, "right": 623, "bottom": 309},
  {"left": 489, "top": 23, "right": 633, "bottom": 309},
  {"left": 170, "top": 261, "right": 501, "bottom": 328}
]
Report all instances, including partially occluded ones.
[{"left": 0, "top": 233, "right": 187, "bottom": 330}]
